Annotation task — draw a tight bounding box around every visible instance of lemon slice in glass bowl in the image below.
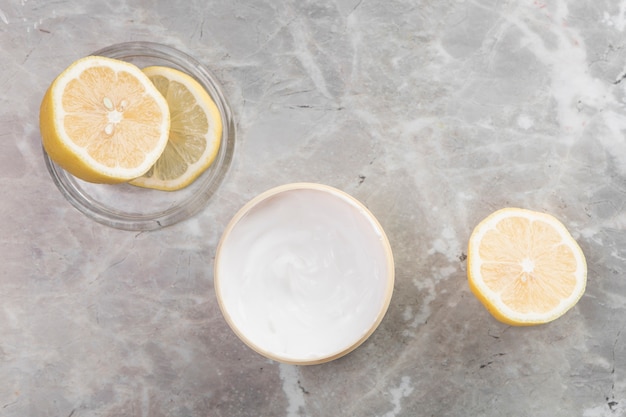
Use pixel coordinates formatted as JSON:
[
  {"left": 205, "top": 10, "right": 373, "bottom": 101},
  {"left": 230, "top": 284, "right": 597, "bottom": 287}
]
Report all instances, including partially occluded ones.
[
  {"left": 130, "top": 66, "right": 223, "bottom": 191},
  {"left": 40, "top": 56, "right": 171, "bottom": 184}
]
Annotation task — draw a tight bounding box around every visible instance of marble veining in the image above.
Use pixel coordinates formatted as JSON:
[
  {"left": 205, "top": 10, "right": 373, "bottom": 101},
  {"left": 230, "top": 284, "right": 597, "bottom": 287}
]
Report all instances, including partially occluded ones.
[{"left": 2, "top": 0, "right": 626, "bottom": 416}]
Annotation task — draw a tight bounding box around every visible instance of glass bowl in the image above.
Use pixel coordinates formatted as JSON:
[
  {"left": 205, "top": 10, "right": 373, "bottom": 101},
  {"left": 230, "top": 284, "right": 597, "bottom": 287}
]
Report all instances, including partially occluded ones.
[{"left": 42, "top": 41, "right": 236, "bottom": 231}]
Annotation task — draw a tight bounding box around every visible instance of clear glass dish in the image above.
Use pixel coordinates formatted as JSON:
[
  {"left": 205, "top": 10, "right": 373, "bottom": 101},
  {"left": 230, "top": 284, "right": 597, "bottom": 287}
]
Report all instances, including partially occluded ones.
[{"left": 42, "top": 41, "right": 236, "bottom": 231}]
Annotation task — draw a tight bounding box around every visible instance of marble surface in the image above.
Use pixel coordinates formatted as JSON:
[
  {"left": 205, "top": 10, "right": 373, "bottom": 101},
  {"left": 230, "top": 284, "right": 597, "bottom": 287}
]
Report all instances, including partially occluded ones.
[{"left": 2, "top": 0, "right": 626, "bottom": 415}]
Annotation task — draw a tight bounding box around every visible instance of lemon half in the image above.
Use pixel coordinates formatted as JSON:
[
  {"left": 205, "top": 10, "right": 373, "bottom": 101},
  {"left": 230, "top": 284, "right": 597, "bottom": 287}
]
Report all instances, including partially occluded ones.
[
  {"left": 40, "top": 56, "right": 171, "bottom": 183},
  {"left": 467, "top": 208, "right": 587, "bottom": 326}
]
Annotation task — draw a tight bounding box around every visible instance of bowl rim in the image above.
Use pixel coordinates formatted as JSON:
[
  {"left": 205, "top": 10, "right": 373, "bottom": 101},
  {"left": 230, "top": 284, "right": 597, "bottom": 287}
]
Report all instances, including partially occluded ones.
[
  {"left": 42, "top": 41, "right": 236, "bottom": 231},
  {"left": 213, "top": 182, "right": 395, "bottom": 365}
]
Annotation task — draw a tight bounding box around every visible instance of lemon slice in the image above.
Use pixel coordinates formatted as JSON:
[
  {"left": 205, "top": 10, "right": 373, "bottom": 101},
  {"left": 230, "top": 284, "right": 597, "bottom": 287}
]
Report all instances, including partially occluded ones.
[
  {"left": 467, "top": 208, "right": 587, "bottom": 326},
  {"left": 129, "top": 66, "right": 223, "bottom": 191},
  {"left": 40, "top": 56, "right": 170, "bottom": 183}
]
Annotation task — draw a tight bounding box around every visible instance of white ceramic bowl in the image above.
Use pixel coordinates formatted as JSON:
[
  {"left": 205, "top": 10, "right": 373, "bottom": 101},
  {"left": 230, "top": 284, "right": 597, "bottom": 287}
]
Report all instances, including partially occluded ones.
[{"left": 214, "top": 183, "right": 394, "bottom": 365}]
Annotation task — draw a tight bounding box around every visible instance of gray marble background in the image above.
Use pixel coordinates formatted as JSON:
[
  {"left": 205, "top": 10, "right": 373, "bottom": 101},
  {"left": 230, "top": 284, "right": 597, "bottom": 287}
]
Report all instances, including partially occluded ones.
[{"left": 2, "top": 0, "right": 626, "bottom": 416}]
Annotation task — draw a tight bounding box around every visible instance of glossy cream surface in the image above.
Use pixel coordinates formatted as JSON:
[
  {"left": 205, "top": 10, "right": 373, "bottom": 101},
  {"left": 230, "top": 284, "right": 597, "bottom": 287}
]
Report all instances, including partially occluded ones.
[{"left": 216, "top": 187, "right": 391, "bottom": 362}]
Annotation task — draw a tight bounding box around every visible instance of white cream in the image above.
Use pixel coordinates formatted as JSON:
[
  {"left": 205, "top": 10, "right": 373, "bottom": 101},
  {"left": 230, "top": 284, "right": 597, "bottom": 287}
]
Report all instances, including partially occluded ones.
[{"left": 215, "top": 186, "right": 393, "bottom": 363}]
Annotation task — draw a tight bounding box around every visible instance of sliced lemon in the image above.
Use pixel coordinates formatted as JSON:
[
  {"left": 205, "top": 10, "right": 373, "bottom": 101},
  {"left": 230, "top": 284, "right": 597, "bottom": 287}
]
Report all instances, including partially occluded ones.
[
  {"left": 129, "top": 66, "right": 223, "bottom": 191},
  {"left": 467, "top": 208, "right": 587, "bottom": 326},
  {"left": 40, "top": 56, "right": 170, "bottom": 183}
]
